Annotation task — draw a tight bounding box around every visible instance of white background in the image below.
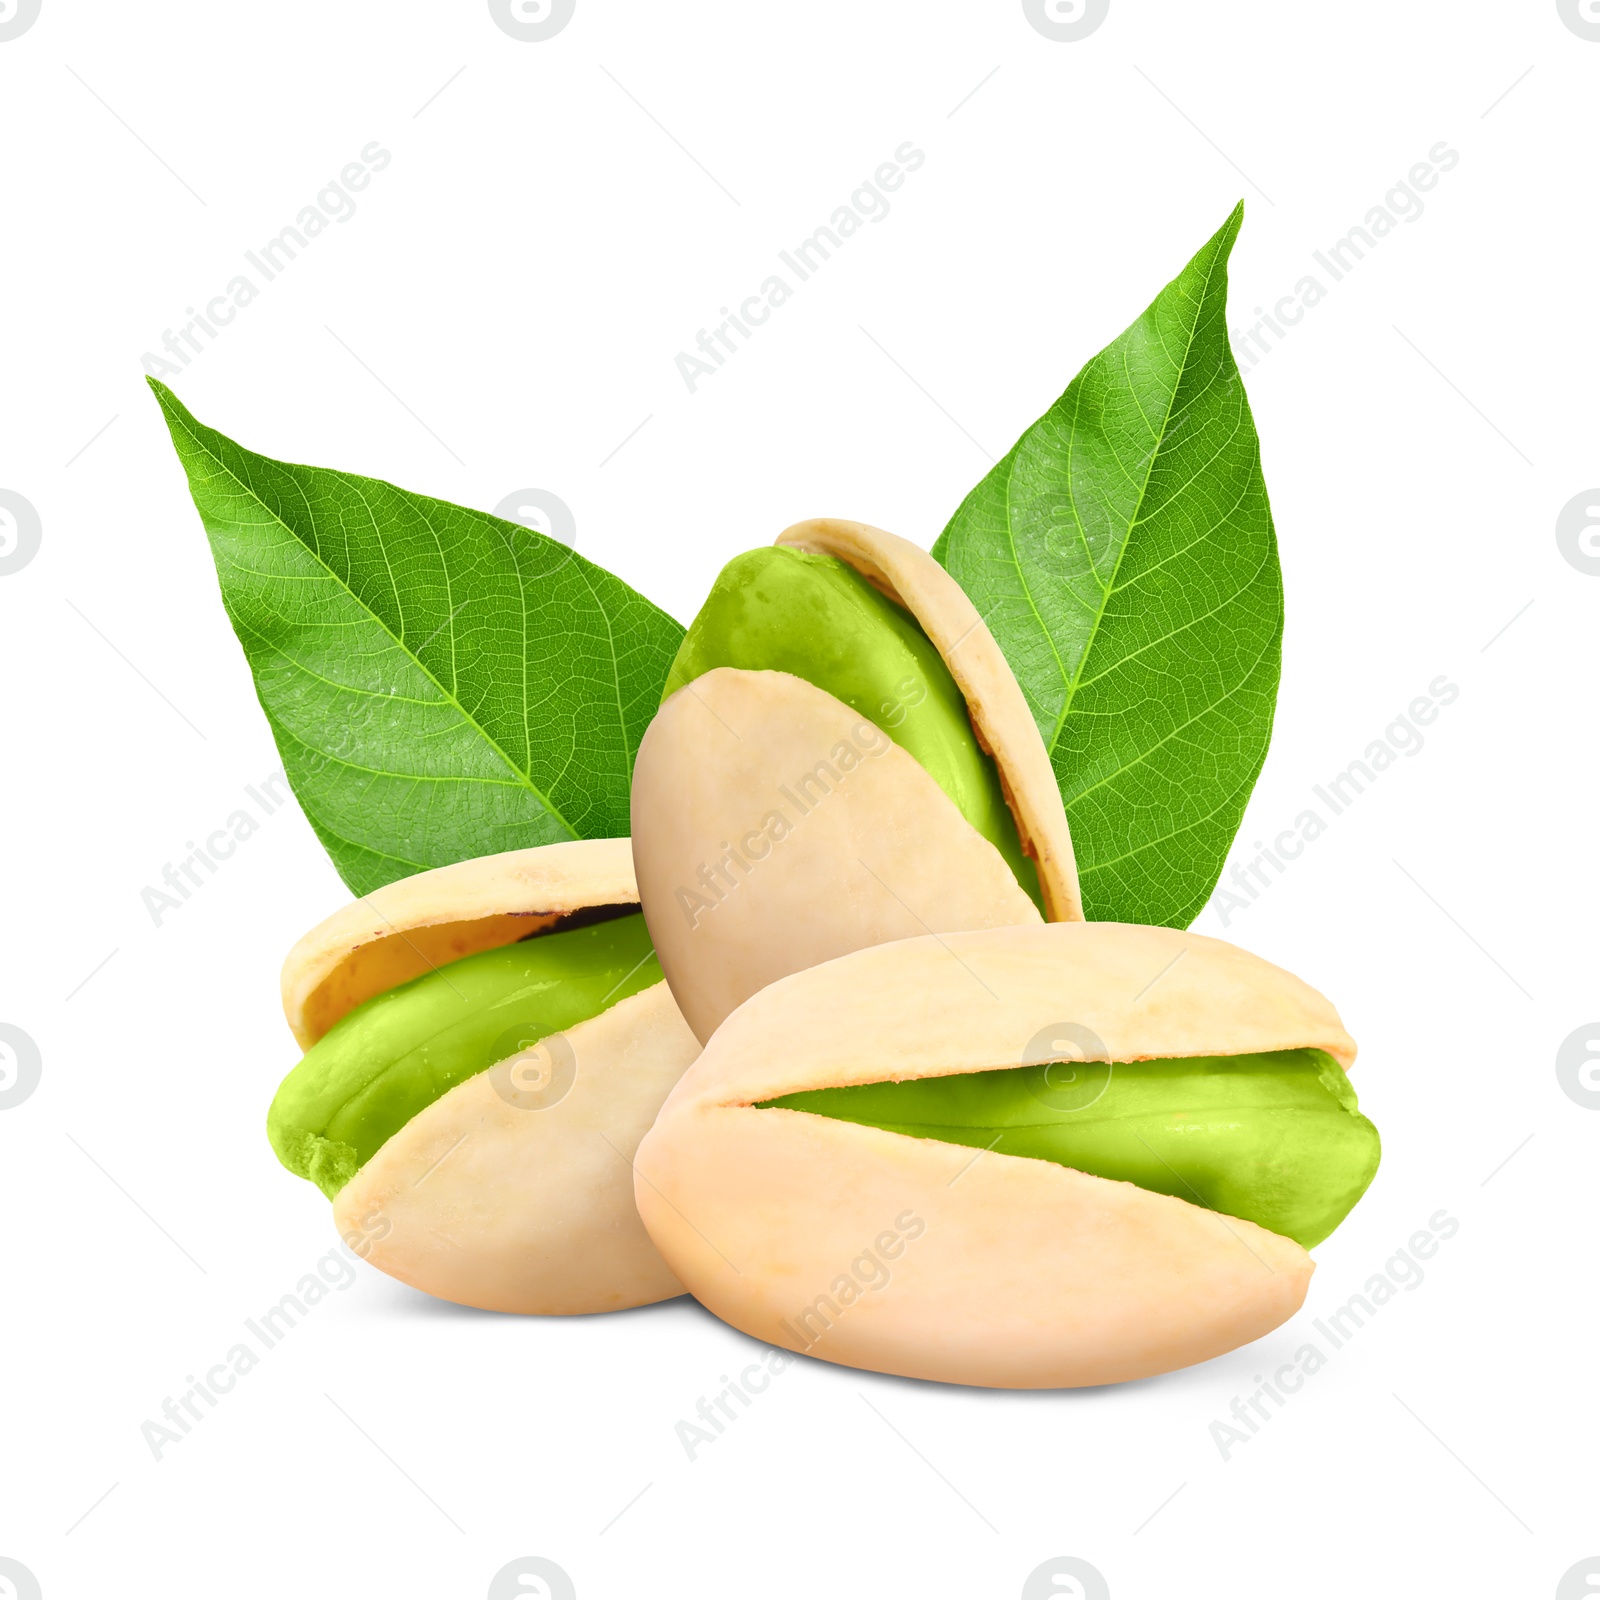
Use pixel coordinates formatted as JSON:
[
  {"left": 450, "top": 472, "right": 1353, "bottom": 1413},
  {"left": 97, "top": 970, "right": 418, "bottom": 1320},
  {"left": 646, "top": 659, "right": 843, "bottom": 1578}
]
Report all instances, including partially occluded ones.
[{"left": 1, "top": 2, "right": 1595, "bottom": 1597}]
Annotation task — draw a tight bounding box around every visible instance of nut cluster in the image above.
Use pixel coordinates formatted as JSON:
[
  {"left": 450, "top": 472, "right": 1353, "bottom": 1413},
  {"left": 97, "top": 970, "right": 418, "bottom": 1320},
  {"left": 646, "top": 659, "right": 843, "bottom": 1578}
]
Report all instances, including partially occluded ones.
[{"left": 266, "top": 520, "right": 1374, "bottom": 1386}]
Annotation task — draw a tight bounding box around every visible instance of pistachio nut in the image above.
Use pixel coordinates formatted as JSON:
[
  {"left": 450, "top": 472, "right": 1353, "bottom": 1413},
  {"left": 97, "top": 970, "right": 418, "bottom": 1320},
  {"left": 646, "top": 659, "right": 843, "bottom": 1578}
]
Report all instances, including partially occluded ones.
[
  {"left": 631, "top": 518, "right": 1084, "bottom": 1041},
  {"left": 633, "top": 921, "right": 1376, "bottom": 1388},
  {"left": 273, "top": 838, "right": 701, "bottom": 1314}
]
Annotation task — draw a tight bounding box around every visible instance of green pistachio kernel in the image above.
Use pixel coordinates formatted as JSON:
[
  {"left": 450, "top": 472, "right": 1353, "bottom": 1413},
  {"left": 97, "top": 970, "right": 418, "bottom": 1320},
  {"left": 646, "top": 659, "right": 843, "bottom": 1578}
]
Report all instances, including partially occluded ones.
[
  {"left": 761, "top": 1048, "right": 1380, "bottom": 1248},
  {"left": 268, "top": 912, "right": 661, "bottom": 1198},
  {"left": 664, "top": 545, "right": 1043, "bottom": 910}
]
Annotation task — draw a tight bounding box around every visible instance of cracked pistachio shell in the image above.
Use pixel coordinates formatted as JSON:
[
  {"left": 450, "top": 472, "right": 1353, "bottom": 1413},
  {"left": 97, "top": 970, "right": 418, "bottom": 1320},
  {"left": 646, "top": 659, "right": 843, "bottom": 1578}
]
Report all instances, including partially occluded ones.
[
  {"left": 631, "top": 519, "right": 1084, "bottom": 1043},
  {"left": 279, "top": 840, "right": 701, "bottom": 1314},
  {"left": 633, "top": 921, "right": 1357, "bottom": 1388}
]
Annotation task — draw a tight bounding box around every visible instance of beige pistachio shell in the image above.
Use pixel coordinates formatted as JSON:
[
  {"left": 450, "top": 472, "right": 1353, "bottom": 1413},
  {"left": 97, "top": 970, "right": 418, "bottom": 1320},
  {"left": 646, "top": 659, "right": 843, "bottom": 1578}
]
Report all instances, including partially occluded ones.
[
  {"left": 776, "top": 519, "right": 1081, "bottom": 924},
  {"left": 282, "top": 838, "right": 638, "bottom": 1049},
  {"left": 334, "top": 980, "right": 699, "bottom": 1314},
  {"left": 281, "top": 838, "right": 700, "bottom": 1313},
  {"left": 634, "top": 921, "right": 1355, "bottom": 1387},
  {"left": 632, "top": 667, "right": 1045, "bottom": 1044},
  {"left": 632, "top": 520, "right": 1083, "bottom": 1043}
]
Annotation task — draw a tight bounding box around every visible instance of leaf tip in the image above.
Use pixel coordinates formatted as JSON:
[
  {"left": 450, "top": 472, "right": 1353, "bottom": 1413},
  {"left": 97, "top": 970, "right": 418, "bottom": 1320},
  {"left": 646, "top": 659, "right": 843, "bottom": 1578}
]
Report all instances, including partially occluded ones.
[
  {"left": 1213, "top": 200, "right": 1245, "bottom": 257},
  {"left": 145, "top": 376, "right": 206, "bottom": 451},
  {"left": 144, "top": 374, "right": 184, "bottom": 427}
]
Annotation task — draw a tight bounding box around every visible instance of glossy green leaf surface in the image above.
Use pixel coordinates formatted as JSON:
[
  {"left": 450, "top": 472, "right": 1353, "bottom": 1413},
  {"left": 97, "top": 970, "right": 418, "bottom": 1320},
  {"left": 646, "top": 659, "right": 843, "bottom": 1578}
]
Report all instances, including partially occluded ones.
[
  {"left": 933, "top": 206, "right": 1282, "bottom": 927},
  {"left": 151, "top": 380, "right": 683, "bottom": 895}
]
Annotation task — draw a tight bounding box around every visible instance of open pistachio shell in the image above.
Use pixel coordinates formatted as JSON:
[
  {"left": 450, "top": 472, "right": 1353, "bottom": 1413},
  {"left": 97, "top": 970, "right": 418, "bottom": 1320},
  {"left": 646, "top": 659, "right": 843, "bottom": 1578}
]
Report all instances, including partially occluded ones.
[
  {"left": 776, "top": 518, "right": 1080, "bottom": 919},
  {"left": 280, "top": 840, "right": 700, "bottom": 1313},
  {"left": 333, "top": 980, "right": 695, "bottom": 1314},
  {"left": 633, "top": 921, "right": 1357, "bottom": 1388},
  {"left": 631, "top": 520, "right": 1084, "bottom": 1043},
  {"left": 283, "top": 837, "right": 640, "bottom": 1050}
]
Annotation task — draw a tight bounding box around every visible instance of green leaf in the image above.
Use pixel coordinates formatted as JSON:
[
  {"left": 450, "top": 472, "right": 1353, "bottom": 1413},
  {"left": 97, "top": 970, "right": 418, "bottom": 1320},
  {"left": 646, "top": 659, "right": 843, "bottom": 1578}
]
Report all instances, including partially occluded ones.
[
  {"left": 932, "top": 204, "right": 1282, "bottom": 928},
  {"left": 150, "top": 379, "right": 684, "bottom": 896}
]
